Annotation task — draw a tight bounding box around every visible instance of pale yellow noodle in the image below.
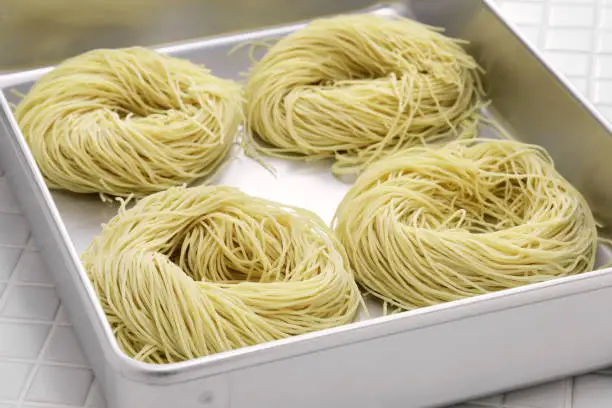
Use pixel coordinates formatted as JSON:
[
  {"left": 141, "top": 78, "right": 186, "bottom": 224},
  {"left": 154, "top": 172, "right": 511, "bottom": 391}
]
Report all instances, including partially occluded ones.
[
  {"left": 245, "top": 14, "right": 486, "bottom": 175},
  {"left": 82, "top": 185, "right": 362, "bottom": 363},
  {"left": 15, "top": 47, "right": 243, "bottom": 197},
  {"left": 334, "top": 139, "right": 599, "bottom": 310}
]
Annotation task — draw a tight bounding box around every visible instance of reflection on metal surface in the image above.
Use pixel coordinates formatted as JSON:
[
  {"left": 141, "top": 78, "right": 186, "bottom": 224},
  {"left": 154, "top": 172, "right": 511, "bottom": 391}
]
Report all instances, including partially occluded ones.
[{"left": 0, "top": 0, "right": 376, "bottom": 70}]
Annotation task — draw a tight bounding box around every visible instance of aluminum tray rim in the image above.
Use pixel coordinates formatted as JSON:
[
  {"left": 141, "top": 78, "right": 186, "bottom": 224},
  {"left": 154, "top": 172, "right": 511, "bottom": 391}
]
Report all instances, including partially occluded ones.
[{"left": 2, "top": 0, "right": 612, "bottom": 385}]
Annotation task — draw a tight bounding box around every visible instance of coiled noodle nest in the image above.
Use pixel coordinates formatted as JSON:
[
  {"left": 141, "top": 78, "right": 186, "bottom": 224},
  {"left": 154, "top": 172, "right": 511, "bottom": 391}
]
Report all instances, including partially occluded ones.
[
  {"left": 246, "top": 14, "right": 485, "bottom": 175},
  {"left": 15, "top": 47, "right": 243, "bottom": 197},
  {"left": 334, "top": 140, "right": 598, "bottom": 309},
  {"left": 82, "top": 185, "right": 362, "bottom": 363}
]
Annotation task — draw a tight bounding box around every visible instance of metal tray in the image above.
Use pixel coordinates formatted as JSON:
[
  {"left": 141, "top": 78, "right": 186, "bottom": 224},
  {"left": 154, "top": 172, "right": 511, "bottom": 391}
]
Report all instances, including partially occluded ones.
[{"left": 2, "top": 1, "right": 612, "bottom": 407}]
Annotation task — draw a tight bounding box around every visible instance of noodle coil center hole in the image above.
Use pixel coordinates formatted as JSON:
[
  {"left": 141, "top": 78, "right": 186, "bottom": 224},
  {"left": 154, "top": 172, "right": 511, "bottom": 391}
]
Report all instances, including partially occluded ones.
[
  {"left": 396, "top": 161, "right": 543, "bottom": 233},
  {"left": 167, "top": 211, "right": 306, "bottom": 284}
]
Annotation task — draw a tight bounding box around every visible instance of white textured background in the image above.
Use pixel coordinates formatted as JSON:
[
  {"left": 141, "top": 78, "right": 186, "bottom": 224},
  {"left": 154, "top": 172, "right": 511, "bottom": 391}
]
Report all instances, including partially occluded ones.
[{"left": 1, "top": 0, "right": 612, "bottom": 406}]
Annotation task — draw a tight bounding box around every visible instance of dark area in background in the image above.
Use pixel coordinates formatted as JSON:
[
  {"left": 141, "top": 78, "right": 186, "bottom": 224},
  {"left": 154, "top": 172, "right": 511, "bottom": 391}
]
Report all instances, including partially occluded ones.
[{"left": 0, "top": 0, "right": 376, "bottom": 71}]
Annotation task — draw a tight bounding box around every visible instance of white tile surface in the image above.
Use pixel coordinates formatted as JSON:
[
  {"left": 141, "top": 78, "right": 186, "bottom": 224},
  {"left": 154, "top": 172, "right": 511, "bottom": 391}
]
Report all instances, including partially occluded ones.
[
  {"left": 600, "top": 8, "right": 612, "bottom": 29},
  {"left": 597, "top": 31, "right": 612, "bottom": 53},
  {"left": 596, "top": 55, "right": 612, "bottom": 78},
  {"left": 0, "top": 324, "right": 49, "bottom": 360},
  {"left": 505, "top": 379, "right": 572, "bottom": 407},
  {"left": 13, "top": 253, "right": 53, "bottom": 286},
  {"left": 595, "top": 80, "right": 612, "bottom": 103},
  {"left": 573, "top": 376, "right": 612, "bottom": 408},
  {"left": 84, "top": 381, "right": 105, "bottom": 408},
  {"left": 1, "top": 286, "right": 59, "bottom": 321},
  {"left": 44, "top": 327, "right": 87, "bottom": 366},
  {"left": 0, "top": 180, "right": 20, "bottom": 214},
  {"left": 24, "top": 238, "right": 37, "bottom": 253},
  {"left": 0, "top": 248, "right": 22, "bottom": 281},
  {"left": 25, "top": 366, "right": 93, "bottom": 405},
  {"left": 0, "top": 362, "right": 31, "bottom": 400},
  {"left": 550, "top": 4, "right": 596, "bottom": 27},
  {"left": 54, "top": 306, "right": 71, "bottom": 325},
  {"left": 1, "top": 1, "right": 612, "bottom": 408},
  {"left": 0, "top": 215, "right": 28, "bottom": 247},
  {"left": 500, "top": 2, "right": 545, "bottom": 25},
  {"left": 546, "top": 28, "right": 593, "bottom": 51}
]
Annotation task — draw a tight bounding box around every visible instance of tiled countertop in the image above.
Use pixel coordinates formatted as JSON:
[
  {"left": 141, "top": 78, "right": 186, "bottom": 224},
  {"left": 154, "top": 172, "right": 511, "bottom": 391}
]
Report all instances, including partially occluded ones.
[{"left": 1, "top": 0, "right": 612, "bottom": 407}]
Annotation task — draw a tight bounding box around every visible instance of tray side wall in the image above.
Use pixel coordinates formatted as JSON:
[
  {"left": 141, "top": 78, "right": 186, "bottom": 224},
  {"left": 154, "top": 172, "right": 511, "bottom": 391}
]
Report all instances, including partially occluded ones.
[
  {"left": 98, "top": 275, "right": 612, "bottom": 408},
  {"left": 0, "top": 96, "right": 120, "bottom": 397},
  {"left": 228, "top": 285, "right": 612, "bottom": 408}
]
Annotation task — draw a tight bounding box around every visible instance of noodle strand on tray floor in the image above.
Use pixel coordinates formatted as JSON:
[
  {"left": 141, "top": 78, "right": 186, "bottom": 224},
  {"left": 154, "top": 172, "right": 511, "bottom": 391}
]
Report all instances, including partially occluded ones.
[
  {"left": 334, "top": 139, "right": 598, "bottom": 310},
  {"left": 15, "top": 47, "right": 243, "bottom": 197},
  {"left": 82, "top": 185, "right": 361, "bottom": 363},
  {"left": 245, "top": 14, "right": 486, "bottom": 175}
]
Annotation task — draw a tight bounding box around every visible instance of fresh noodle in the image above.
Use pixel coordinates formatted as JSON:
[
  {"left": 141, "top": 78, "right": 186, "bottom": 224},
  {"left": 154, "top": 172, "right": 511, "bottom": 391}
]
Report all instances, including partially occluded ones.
[
  {"left": 245, "top": 14, "right": 486, "bottom": 175},
  {"left": 82, "top": 185, "right": 362, "bottom": 363},
  {"left": 334, "top": 139, "right": 598, "bottom": 310},
  {"left": 15, "top": 47, "right": 243, "bottom": 197}
]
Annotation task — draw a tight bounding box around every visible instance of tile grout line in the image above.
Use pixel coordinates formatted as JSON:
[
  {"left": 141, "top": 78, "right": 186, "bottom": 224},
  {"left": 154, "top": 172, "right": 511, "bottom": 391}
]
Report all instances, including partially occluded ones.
[
  {"left": 537, "top": 0, "right": 553, "bottom": 52},
  {"left": 16, "top": 305, "right": 62, "bottom": 406},
  {"left": 500, "top": 22, "right": 612, "bottom": 30},
  {"left": 82, "top": 378, "right": 99, "bottom": 408},
  {"left": 461, "top": 399, "right": 573, "bottom": 408},
  {"left": 0, "top": 237, "right": 30, "bottom": 315},
  {"left": 0, "top": 209, "right": 23, "bottom": 216},
  {"left": 0, "top": 243, "right": 29, "bottom": 250},
  {"left": 0, "top": 241, "right": 30, "bottom": 407},
  {"left": 564, "top": 376, "right": 574, "bottom": 408},
  {"left": 0, "top": 399, "right": 84, "bottom": 408},
  {"left": 587, "top": 0, "right": 604, "bottom": 101},
  {"left": 0, "top": 281, "right": 56, "bottom": 289},
  {"left": 0, "top": 356, "right": 89, "bottom": 370},
  {"left": 506, "top": 23, "right": 612, "bottom": 32},
  {"left": 0, "top": 317, "right": 71, "bottom": 326}
]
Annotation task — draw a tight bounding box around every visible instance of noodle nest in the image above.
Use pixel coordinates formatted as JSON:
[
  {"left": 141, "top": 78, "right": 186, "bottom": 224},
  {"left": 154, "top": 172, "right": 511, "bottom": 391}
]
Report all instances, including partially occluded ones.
[
  {"left": 245, "top": 14, "right": 485, "bottom": 175},
  {"left": 15, "top": 47, "right": 243, "bottom": 197},
  {"left": 334, "top": 139, "right": 598, "bottom": 309},
  {"left": 82, "top": 185, "right": 361, "bottom": 363}
]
